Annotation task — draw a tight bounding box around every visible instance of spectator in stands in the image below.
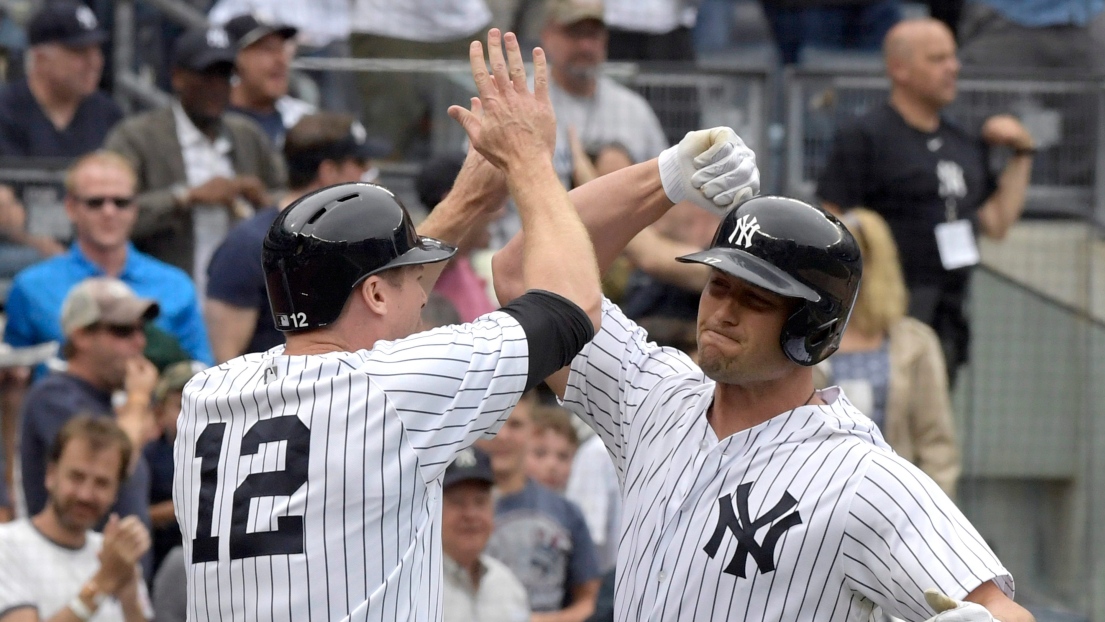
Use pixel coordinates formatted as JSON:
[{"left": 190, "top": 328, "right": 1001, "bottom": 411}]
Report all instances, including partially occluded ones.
[
  {"left": 0, "top": 183, "right": 65, "bottom": 278},
  {"left": 19, "top": 277, "right": 158, "bottom": 537},
  {"left": 224, "top": 13, "right": 315, "bottom": 147},
  {"left": 105, "top": 25, "right": 285, "bottom": 280},
  {"left": 759, "top": 0, "right": 901, "bottom": 65},
  {"left": 414, "top": 153, "right": 502, "bottom": 322},
  {"left": 205, "top": 112, "right": 384, "bottom": 363},
  {"left": 477, "top": 391, "right": 601, "bottom": 621},
  {"left": 421, "top": 291, "right": 463, "bottom": 330},
  {"left": 604, "top": 0, "right": 697, "bottom": 61},
  {"left": 441, "top": 446, "right": 530, "bottom": 622},
  {"left": 816, "top": 18, "right": 1033, "bottom": 384},
  {"left": 815, "top": 208, "right": 960, "bottom": 497},
  {"left": 0, "top": 416, "right": 151, "bottom": 622},
  {"left": 349, "top": 0, "right": 491, "bottom": 157},
  {"left": 958, "top": 0, "right": 1102, "bottom": 70},
  {"left": 207, "top": 0, "right": 354, "bottom": 111},
  {"left": 144, "top": 361, "right": 200, "bottom": 574},
  {"left": 3, "top": 151, "right": 213, "bottom": 365},
  {"left": 0, "top": 1, "right": 123, "bottom": 158},
  {"left": 525, "top": 404, "right": 579, "bottom": 493},
  {"left": 542, "top": 0, "right": 669, "bottom": 187}
]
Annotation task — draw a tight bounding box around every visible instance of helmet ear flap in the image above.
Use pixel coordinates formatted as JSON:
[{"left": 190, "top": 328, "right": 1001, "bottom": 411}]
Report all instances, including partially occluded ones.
[{"left": 780, "top": 311, "right": 842, "bottom": 366}]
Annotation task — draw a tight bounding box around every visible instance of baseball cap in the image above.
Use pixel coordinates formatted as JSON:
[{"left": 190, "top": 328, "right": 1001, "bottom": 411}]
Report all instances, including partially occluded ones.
[
  {"left": 60, "top": 277, "right": 160, "bottom": 337},
  {"left": 545, "top": 0, "right": 605, "bottom": 26},
  {"left": 224, "top": 13, "right": 298, "bottom": 51},
  {"left": 285, "top": 115, "right": 391, "bottom": 172},
  {"left": 443, "top": 447, "right": 495, "bottom": 490},
  {"left": 27, "top": 1, "right": 108, "bottom": 48},
  {"left": 154, "top": 360, "right": 205, "bottom": 402},
  {"left": 415, "top": 153, "right": 466, "bottom": 211},
  {"left": 172, "top": 26, "right": 237, "bottom": 73}
]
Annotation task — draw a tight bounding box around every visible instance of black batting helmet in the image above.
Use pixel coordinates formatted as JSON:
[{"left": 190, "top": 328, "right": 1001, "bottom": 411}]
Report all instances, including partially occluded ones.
[
  {"left": 676, "top": 196, "right": 862, "bottom": 366},
  {"left": 263, "top": 183, "right": 456, "bottom": 332}
]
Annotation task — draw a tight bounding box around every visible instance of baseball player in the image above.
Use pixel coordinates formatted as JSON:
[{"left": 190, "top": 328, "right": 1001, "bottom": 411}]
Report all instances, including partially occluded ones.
[
  {"left": 491, "top": 134, "right": 1035, "bottom": 621},
  {"left": 172, "top": 30, "right": 607, "bottom": 621}
]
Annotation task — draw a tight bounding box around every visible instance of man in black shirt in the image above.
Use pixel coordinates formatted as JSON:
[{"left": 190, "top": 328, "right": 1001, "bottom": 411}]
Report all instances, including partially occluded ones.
[
  {"left": 0, "top": 1, "right": 122, "bottom": 158},
  {"left": 817, "top": 18, "right": 1033, "bottom": 382}
]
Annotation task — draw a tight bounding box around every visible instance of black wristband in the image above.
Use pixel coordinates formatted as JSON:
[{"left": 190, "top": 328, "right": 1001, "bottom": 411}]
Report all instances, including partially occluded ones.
[{"left": 500, "top": 290, "right": 596, "bottom": 391}]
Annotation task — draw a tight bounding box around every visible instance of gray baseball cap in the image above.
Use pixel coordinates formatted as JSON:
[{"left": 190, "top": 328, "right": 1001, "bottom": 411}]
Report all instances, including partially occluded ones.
[{"left": 60, "top": 277, "right": 159, "bottom": 337}]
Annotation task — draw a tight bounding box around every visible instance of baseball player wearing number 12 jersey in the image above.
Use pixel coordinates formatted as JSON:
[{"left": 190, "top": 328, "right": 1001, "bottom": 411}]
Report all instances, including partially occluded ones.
[
  {"left": 492, "top": 132, "right": 1035, "bottom": 622},
  {"left": 173, "top": 30, "right": 604, "bottom": 621}
]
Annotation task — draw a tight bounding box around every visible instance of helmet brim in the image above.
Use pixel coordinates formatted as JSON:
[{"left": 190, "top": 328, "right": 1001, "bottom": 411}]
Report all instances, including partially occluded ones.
[
  {"left": 677, "top": 248, "right": 821, "bottom": 302},
  {"left": 380, "top": 236, "right": 457, "bottom": 271}
]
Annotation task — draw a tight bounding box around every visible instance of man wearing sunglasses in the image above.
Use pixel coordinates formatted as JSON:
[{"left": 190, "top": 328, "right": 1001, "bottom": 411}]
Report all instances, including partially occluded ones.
[
  {"left": 3, "top": 151, "right": 213, "bottom": 367},
  {"left": 17, "top": 277, "right": 160, "bottom": 563}
]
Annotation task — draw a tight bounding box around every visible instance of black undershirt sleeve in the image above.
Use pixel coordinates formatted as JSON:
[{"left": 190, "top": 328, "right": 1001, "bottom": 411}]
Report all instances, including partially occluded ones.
[{"left": 499, "top": 290, "right": 596, "bottom": 391}]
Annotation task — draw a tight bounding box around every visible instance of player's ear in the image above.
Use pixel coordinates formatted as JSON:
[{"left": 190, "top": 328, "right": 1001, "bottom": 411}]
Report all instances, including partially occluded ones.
[{"left": 357, "top": 275, "right": 389, "bottom": 317}]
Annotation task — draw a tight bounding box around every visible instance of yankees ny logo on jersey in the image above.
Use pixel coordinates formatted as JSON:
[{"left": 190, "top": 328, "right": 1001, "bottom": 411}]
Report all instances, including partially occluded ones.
[
  {"left": 727, "top": 214, "right": 761, "bottom": 249},
  {"left": 936, "top": 160, "right": 967, "bottom": 199},
  {"left": 702, "top": 482, "right": 802, "bottom": 578}
]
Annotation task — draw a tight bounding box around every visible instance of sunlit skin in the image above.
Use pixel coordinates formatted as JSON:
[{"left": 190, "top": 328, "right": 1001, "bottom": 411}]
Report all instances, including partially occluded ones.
[
  {"left": 526, "top": 428, "right": 576, "bottom": 492},
  {"left": 65, "top": 161, "right": 138, "bottom": 254},
  {"left": 441, "top": 481, "right": 495, "bottom": 581},
  {"left": 232, "top": 33, "right": 293, "bottom": 111},
  {"left": 885, "top": 20, "right": 960, "bottom": 116},
  {"left": 42, "top": 438, "right": 123, "bottom": 536},
  {"left": 476, "top": 397, "right": 532, "bottom": 493},
  {"left": 540, "top": 18, "right": 607, "bottom": 97},
  {"left": 696, "top": 269, "right": 798, "bottom": 387}
]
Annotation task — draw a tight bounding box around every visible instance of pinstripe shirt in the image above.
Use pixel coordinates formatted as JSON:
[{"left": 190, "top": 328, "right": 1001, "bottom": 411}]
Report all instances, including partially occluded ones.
[
  {"left": 563, "top": 300, "right": 1012, "bottom": 622},
  {"left": 173, "top": 313, "right": 529, "bottom": 621}
]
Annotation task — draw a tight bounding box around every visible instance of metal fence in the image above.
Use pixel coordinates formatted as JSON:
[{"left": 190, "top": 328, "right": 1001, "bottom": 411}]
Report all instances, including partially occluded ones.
[{"left": 784, "top": 67, "right": 1104, "bottom": 224}]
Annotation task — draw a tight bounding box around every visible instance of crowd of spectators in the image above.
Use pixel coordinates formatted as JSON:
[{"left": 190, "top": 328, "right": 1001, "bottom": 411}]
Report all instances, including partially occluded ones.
[{"left": 0, "top": 0, "right": 1090, "bottom": 620}]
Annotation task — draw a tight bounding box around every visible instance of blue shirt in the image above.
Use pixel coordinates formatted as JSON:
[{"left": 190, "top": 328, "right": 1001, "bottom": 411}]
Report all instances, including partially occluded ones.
[
  {"left": 206, "top": 207, "right": 284, "bottom": 355},
  {"left": 486, "top": 479, "right": 601, "bottom": 612},
  {"left": 3, "top": 243, "right": 214, "bottom": 364},
  {"left": 0, "top": 79, "right": 123, "bottom": 158},
  {"left": 978, "top": 0, "right": 1104, "bottom": 27}
]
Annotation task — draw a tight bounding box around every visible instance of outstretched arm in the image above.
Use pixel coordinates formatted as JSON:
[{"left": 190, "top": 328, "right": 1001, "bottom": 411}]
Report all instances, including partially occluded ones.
[
  {"left": 449, "top": 30, "right": 602, "bottom": 331},
  {"left": 492, "top": 128, "right": 759, "bottom": 307}
]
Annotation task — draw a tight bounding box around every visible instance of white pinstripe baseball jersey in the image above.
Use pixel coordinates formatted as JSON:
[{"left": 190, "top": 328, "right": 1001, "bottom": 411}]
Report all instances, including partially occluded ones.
[
  {"left": 562, "top": 300, "right": 1012, "bottom": 622},
  {"left": 173, "top": 313, "right": 529, "bottom": 621}
]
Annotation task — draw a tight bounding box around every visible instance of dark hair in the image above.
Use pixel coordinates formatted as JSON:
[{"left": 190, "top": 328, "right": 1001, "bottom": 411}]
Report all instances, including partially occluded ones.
[
  {"left": 415, "top": 153, "right": 466, "bottom": 210},
  {"left": 49, "top": 415, "right": 133, "bottom": 484},
  {"left": 284, "top": 112, "right": 360, "bottom": 189}
]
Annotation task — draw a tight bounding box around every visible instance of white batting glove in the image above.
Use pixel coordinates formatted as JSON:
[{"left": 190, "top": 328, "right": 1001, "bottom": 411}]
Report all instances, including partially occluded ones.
[
  {"left": 922, "top": 589, "right": 1000, "bottom": 622},
  {"left": 657, "top": 127, "right": 760, "bottom": 214}
]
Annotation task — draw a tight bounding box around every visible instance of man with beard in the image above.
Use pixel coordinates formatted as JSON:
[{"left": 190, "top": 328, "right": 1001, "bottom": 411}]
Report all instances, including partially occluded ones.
[
  {"left": 0, "top": 416, "right": 151, "bottom": 622},
  {"left": 105, "top": 25, "right": 285, "bottom": 281},
  {"left": 540, "top": 0, "right": 667, "bottom": 188}
]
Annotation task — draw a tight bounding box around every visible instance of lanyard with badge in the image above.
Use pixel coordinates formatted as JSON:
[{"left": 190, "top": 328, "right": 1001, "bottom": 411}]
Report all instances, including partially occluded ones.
[{"left": 933, "top": 158, "right": 980, "bottom": 270}]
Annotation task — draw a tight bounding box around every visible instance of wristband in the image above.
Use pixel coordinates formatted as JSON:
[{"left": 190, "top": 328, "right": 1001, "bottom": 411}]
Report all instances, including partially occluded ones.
[{"left": 1012, "top": 146, "right": 1037, "bottom": 157}]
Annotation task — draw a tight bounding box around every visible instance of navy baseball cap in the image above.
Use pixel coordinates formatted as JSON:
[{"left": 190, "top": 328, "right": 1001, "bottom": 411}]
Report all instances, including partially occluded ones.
[
  {"left": 443, "top": 447, "right": 495, "bottom": 490},
  {"left": 27, "top": 1, "right": 107, "bottom": 48},
  {"left": 224, "top": 13, "right": 298, "bottom": 50},
  {"left": 173, "top": 26, "right": 237, "bottom": 73}
]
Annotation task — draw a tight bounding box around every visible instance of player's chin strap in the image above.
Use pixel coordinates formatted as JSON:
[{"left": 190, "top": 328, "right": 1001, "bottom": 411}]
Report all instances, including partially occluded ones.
[{"left": 922, "top": 589, "right": 1003, "bottom": 622}]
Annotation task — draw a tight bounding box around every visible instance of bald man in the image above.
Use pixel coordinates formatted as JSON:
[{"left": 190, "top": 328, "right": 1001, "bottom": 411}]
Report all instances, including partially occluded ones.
[{"left": 816, "top": 18, "right": 1033, "bottom": 385}]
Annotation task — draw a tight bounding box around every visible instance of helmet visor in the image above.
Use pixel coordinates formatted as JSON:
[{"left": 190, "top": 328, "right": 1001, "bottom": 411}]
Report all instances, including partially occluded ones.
[{"left": 677, "top": 248, "right": 821, "bottom": 302}]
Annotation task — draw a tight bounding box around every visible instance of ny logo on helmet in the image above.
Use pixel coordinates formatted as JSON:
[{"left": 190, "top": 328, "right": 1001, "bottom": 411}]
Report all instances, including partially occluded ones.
[
  {"left": 727, "top": 214, "right": 761, "bottom": 249},
  {"left": 206, "top": 28, "right": 230, "bottom": 48}
]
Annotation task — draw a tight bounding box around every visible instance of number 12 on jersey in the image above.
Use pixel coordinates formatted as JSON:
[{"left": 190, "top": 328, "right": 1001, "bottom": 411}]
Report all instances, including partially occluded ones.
[{"left": 190, "top": 415, "right": 312, "bottom": 563}]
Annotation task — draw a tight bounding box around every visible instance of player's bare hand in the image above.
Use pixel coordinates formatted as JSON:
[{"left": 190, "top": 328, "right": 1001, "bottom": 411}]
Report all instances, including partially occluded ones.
[
  {"left": 921, "top": 589, "right": 997, "bottom": 621},
  {"left": 659, "top": 127, "right": 760, "bottom": 214},
  {"left": 448, "top": 29, "right": 556, "bottom": 172},
  {"left": 449, "top": 131, "right": 510, "bottom": 218},
  {"left": 980, "top": 114, "right": 1034, "bottom": 151},
  {"left": 96, "top": 514, "right": 150, "bottom": 594}
]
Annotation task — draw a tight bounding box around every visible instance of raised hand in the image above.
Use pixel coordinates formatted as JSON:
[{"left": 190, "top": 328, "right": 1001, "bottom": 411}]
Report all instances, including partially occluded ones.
[{"left": 448, "top": 29, "right": 557, "bottom": 172}]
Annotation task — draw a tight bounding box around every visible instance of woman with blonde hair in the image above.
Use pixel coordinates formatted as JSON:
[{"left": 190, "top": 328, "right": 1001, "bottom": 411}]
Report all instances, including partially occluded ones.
[{"left": 818, "top": 208, "right": 961, "bottom": 497}]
